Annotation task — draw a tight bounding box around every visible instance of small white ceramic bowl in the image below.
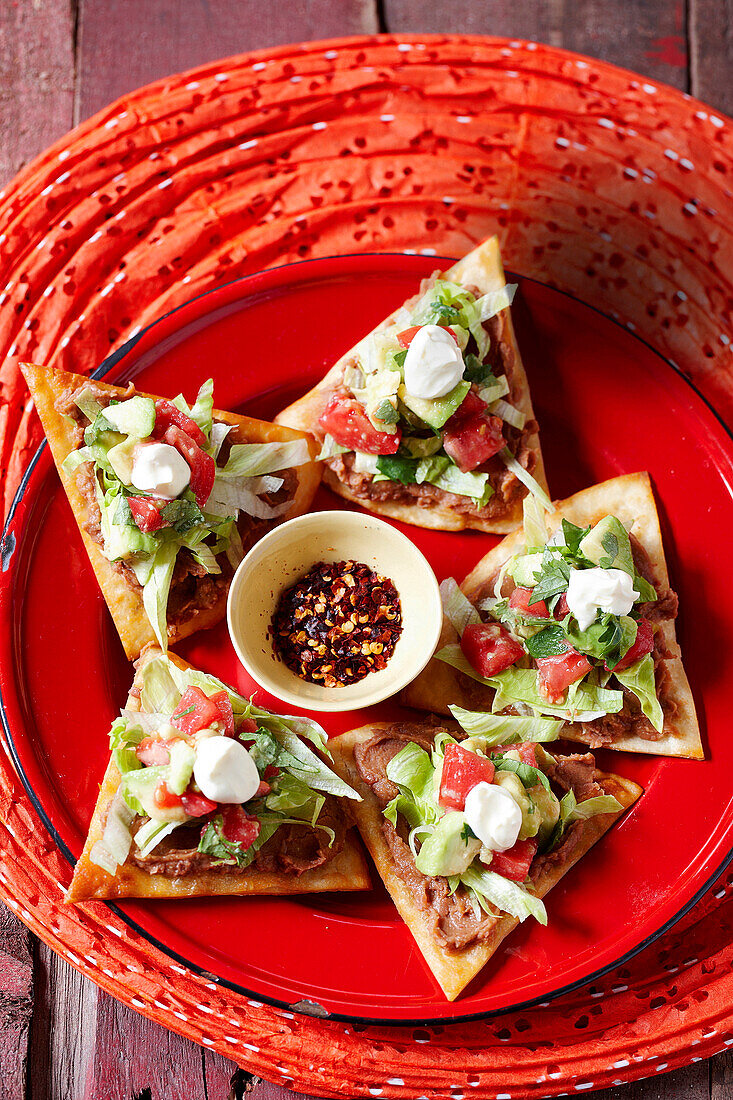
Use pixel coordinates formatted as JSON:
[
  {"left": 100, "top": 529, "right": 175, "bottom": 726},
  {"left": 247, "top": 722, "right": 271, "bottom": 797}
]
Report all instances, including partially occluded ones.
[{"left": 227, "top": 510, "right": 442, "bottom": 712}]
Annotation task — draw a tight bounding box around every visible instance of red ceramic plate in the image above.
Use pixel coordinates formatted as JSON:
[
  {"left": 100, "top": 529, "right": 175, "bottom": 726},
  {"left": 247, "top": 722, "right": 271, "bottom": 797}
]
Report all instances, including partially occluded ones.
[{"left": 3, "top": 254, "right": 733, "bottom": 1024}]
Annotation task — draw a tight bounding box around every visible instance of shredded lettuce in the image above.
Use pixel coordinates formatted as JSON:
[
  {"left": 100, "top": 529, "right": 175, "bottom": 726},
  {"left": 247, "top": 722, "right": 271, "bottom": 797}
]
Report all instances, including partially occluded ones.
[
  {"left": 547, "top": 788, "right": 623, "bottom": 850},
  {"left": 417, "top": 457, "right": 492, "bottom": 504},
  {"left": 88, "top": 791, "right": 135, "bottom": 875},
  {"left": 187, "top": 378, "right": 214, "bottom": 438},
  {"left": 134, "top": 819, "right": 183, "bottom": 858},
  {"left": 461, "top": 864, "right": 547, "bottom": 924},
  {"left": 614, "top": 653, "right": 664, "bottom": 732},
  {"left": 440, "top": 578, "right": 481, "bottom": 635},
  {"left": 523, "top": 493, "right": 549, "bottom": 552},
  {"left": 489, "top": 399, "right": 526, "bottom": 429},
  {"left": 217, "top": 439, "right": 310, "bottom": 478},
  {"left": 206, "top": 475, "right": 291, "bottom": 522},
  {"left": 137, "top": 540, "right": 178, "bottom": 650},
  {"left": 448, "top": 705, "right": 563, "bottom": 744},
  {"left": 209, "top": 421, "right": 232, "bottom": 459},
  {"left": 384, "top": 743, "right": 442, "bottom": 831},
  {"left": 499, "top": 447, "right": 553, "bottom": 511},
  {"left": 475, "top": 283, "right": 517, "bottom": 322},
  {"left": 401, "top": 435, "right": 444, "bottom": 459},
  {"left": 317, "top": 434, "right": 349, "bottom": 460},
  {"left": 476, "top": 374, "right": 510, "bottom": 404},
  {"left": 436, "top": 645, "right": 624, "bottom": 720}
]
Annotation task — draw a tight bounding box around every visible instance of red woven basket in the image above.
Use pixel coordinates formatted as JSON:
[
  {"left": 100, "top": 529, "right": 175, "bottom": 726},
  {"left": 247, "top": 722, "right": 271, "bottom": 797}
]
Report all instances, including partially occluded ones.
[{"left": 1, "top": 34, "right": 732, "bottom": 1098}]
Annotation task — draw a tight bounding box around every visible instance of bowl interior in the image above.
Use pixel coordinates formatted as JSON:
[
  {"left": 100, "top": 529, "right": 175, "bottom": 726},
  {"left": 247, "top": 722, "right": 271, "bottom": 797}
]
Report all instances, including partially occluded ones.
[{"left": 227, "top": 511, "right": 443, "bottom": 711}]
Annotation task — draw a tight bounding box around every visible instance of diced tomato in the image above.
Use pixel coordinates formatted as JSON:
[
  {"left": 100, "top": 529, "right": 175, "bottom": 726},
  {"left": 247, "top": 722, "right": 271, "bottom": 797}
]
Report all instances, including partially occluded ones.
[
  {"left": 181, "top": 789, "right": 218, "bottom": 817},
  {"left": 154, "top": 399, "right": 207, "bottom": 447},
  {"left": 255, "top": 780, "right": 271, "bottom": 798},
  {"left": 516, "top": 742, "right": 537, "bottom": 767},
  {"left": 396, "top": 324, "right": 459, "bottom": 347},
  {"left": 508, "top": 586, "right": 550, "bottom": 619},
  {"left": 439, "top": 743, "right": 495, "bottom": 810},
  {"left": 318, "top": 394, "right": 401, "bottom": 455},
  {"left": 443, "top": 414, "right": 504, "bottom": 472},
  {"left": 220, "top": 805, "right": 261, "bottom": 848},
  {"left": 210, "top": 690, "right": 234, "bottom": 736},
  {"left": 172, "top": 686, "right": 221, "bottom": 735},
  {"left": 461, "top": 622, "right": 524, "bottom": 678},
  {"left": 554, "top": 593, "right": 570, "bottom": 620},
  {"left": 487, "top": 837, "right": 538, "bottom": 881},
  {"left": 445, "top": 389, "right": 487, "bottom": 429},
  {"left": 239, "top": 717, "right": 258, "bottom": 734},
  {"left": 128, "top": 496, "right": 168, "bottom": 533},
  {"left": 492, "top": 741, "right": 537, "bottom": 767},
  {"left": 136, "top": 737, "right": 172, "bottom": 766},
  {"left": 611, "top": 618, "right": 654, "bottom": 672},
  {"left": 263, "top": 764, "right": 280, "bottom": 780},
  {"left": 492, "top": 741, "right": 537, "bottom": 766},
  {"left": 154, "top": 782, "right": 183, "bottom": 811},
  {"left": 536, "top": 646, "right": 592, "bottom": 705},
  {"left": 163, "top": 424, "right": 216, "bottom": 509}
]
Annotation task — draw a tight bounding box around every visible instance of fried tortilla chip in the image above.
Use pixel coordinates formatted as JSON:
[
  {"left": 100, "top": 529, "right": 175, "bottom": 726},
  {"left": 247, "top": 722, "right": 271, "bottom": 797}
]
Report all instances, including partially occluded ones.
[
  {"left": 21, "top": 362, "right": 321, "bottom": 659},
  {"left": 276, "top": 235, "right": 547, "bottom": 533},
  {"left": 67, "top": 650, "right": 370, "bottom": 902},
  {"left": 403, "top": 472, "right": 702, "bottom": 759},
  {"left": 330, "top": 721, "right": 641, "bottom": 1001}
]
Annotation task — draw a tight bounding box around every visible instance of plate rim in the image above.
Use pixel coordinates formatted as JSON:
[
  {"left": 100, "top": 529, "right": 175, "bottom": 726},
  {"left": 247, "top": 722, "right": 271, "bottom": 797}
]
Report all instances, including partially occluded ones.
[{"left": 2, "top": 251, "right": 733, "bottom": 1027}]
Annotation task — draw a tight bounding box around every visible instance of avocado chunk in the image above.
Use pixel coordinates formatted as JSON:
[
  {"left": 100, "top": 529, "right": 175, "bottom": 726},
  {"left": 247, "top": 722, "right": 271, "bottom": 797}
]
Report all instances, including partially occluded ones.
[
  {"left": 507, "top": 552, "right": 545, "bottom": 587},
  {"left": 103, "top": 395, "right": 156, "bottom": 439},
  {"left": 579, "top": 515, "right": 634, "bottom": 575},
  {"left": 398, "top": 380, "right": 471, "bottom": 430},
  {"left": 167, "top": 740, "right": 196, "bottom": 796},
  {"left": 493, "top": 770, "right": 541, "bottom": 840},
  {"left": 107, "top": 437, "right": 138, "bottom": 486},
  {"left": 414, "top": 810, "right": 481, "bottom": 876},
  {"left": 531, "top": 784, "right": 561, "bottom": 847}
]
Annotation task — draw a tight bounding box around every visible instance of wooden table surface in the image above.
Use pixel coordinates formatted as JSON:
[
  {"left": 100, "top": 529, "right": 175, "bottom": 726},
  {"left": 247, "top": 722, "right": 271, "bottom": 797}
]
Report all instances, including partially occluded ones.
[{"left": 1, "top": 2, "right": 731, "bottom": 1098}]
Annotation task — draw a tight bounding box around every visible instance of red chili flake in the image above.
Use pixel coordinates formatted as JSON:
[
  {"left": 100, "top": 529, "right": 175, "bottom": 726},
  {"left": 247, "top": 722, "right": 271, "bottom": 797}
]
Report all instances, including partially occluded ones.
[{"left": 270, "top": 560, "right": 403, "bottom": 687}]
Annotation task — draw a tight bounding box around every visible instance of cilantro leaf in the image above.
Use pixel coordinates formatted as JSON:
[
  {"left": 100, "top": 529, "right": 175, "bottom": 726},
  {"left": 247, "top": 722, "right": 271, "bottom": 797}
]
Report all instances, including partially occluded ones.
[
  {"left": 461, "top": 823, "right": 477, "bottom": 843},
  {"left": 376, "top": 454, "right": 419, "bottom": 484},
  {"left": 525, "top": 624, "right": 567, "bottom": 659},
  {"left": 198, "top": 815, "right": 254, "bottom": 867},
  {"left": 561, "top": 518, "right": 590, "bottom": 555},
  {"left": 634, "top": 574, "right": 658, "bottom": 603},
  {"left": 374, "top": 400, "right": 400, "bottom": 425},
  {"left": 161, "top": 498, "right": 206, "bottom": 533},
  {"left": 598, "top": 530, "right": 620, "bottom": 569},
  {"left": 463, "top": 353, "right": 492, "bottom": 384},
  {"left": 425, "top": 300, "right": 462, "bottom": 326},
  {"left": 114, "top": 495, "right": 134, "bottom": 526},
  {"left": 491, "top": 754, "right": 552, "bottom": 792},
  {"left": 530, "top": 552, "right": 571, "bottom": 605}
]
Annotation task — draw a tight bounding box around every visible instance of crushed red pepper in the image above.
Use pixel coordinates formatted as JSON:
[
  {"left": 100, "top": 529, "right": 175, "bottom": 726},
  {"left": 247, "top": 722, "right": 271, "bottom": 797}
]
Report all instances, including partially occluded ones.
[{"left": 270, "top": 560, "right": 403, "bottom": 687}]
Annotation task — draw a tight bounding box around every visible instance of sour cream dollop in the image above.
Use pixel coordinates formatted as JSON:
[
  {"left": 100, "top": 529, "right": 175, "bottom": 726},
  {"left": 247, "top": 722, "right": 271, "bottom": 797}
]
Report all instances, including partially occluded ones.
[
  {"left": 193, "top": 736, "right": 260, "bottom": 805},
  {"left": 463, "top": 782, "right": 522, "bottom": 852},
  {"left": 130, "top": 441, "right": 190, "bottom": 499},
  {"left": 403, "top": 324, "right": 464, "bottom": 400},
  {"left": 565, "top": 567, "right": 640, "bottom": 631}
]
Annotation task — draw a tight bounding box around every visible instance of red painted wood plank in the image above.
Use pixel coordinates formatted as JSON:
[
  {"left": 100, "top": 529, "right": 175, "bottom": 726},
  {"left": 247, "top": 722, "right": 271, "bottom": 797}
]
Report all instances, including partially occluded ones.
[
  {"left": 75, "top": 0, "right": 379, "bottom": 121},
  {"left": 384, "top": 0, "right": 689, "bottom": 91},
  {"left": 690, "top": 0, "right": 733, "bottom": 116},
  {"left": 0, "top": 905, "right": 32, "bottom": 1100},
  {"left": 0, "top": 0, "right": 74, "bottom": 187},
  {"left": 83, "top": 984, "right": 239, "bottom": 1100},
  {"left": 711, "top": 1048, "right": 733, "bottom": 1098}
]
